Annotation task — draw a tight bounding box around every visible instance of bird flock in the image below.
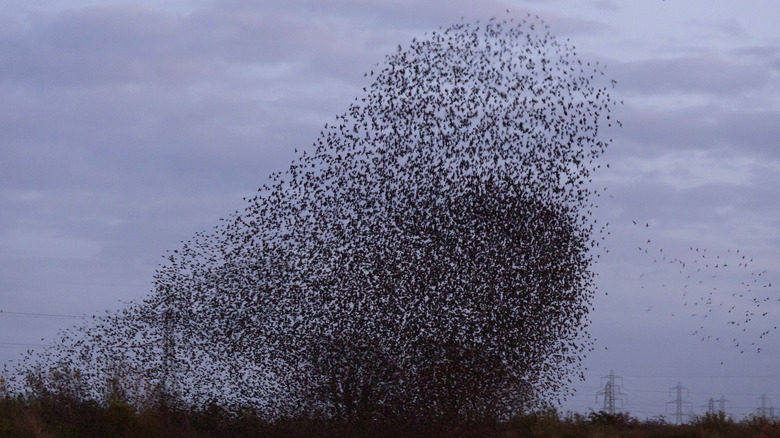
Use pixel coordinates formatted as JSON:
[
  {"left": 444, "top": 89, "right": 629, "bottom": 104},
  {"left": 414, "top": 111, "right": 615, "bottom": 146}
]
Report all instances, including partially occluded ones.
[
  {"left": 13, "top": 16, "right": 618, "bottom": 420},
  {"left": 630, "top": 220, "right": 777, "bottom": 356}
]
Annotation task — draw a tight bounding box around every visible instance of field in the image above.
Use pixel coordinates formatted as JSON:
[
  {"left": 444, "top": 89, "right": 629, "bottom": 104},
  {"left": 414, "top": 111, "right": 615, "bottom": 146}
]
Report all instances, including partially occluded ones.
[{"left": 2, "top": 395, "right": 780, "bottom": 438}]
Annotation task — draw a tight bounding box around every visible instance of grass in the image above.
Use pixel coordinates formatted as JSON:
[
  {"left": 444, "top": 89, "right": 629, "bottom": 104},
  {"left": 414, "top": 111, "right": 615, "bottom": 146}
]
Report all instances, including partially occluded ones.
[{"left": 2, "top": 393, "right": 780, "bottom": 438}]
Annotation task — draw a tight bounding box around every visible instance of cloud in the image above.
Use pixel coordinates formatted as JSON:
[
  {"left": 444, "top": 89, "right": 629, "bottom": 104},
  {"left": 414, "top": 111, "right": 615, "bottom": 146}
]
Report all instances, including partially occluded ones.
[
  {"left": 611, "top": 54, "right": 772, "bottom": 97},
  {"left": 614, "top": 149, "right": 757, "bottom": 190},
  {"left": 0, "top": 5, "right": 212, "bottom": 87},
  {"left": 0, "top": 0, "right": 779, "bottom": 417},
  {"left": 0, "top": 0, "right": 621, "bottom": 202},
  {"left": 613, "top": 100, "right": 780, "bottom": 161},
  {"left": 1, "top": 228, "right": 105, "bottom": 260},
  {"left": 592, "top": 0, "right": 618, "bottom": 12}
]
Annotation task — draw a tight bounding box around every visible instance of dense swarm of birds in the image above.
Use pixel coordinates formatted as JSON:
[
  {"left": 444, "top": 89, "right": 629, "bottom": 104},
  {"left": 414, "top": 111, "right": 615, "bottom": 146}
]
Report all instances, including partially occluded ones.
[{"left": 13, "top": 16, "right": 618, "bottom": 421}]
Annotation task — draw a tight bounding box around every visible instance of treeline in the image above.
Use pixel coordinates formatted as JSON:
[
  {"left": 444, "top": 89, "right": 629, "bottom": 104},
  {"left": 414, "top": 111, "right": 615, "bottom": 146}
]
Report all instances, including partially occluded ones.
[{"left": 2, "top": 390, "right": 780, "bottom": 438}]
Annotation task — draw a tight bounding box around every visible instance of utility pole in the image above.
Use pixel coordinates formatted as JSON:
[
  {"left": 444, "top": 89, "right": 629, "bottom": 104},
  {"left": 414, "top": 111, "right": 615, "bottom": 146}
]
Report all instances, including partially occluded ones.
[
  {"left": 667, "top": 382, "right": 691, "bottom": 425},
  {"left": 596, "top": 370, "right": 625, "bottom": 414}
]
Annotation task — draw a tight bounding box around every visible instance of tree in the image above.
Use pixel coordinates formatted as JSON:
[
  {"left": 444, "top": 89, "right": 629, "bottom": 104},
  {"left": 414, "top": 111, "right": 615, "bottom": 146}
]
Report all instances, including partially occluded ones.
[{"left": 16, "top": 15, "right": 617, "bottom": 422}]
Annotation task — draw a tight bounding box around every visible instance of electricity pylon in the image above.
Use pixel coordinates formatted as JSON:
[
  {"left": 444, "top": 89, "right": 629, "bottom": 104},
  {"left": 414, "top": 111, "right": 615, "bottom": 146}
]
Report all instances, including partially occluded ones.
[
  {"left": 704, "top": 397, "right": 715, "bottom": 415},
  {"left": 667, "top": 382, "right": 691, "bottom": 425},
  {"left": 703, "top": 396, "right": 730, "bottom": 416},
  {"left": 757, "top": 394, "right": 774, "bottom": 419},
  {"left": 596, "top": 370, "right": 625, "bottom": 414}
]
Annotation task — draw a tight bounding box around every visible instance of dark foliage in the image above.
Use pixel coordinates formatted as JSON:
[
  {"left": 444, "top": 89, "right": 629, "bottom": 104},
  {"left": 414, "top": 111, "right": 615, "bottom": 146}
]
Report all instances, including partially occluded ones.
[
  {"left": 13, "top": 15, "right": 618, "bottom": 422},
  {"left": 4, "top": 396, "right": 780, "bottom": 438}
]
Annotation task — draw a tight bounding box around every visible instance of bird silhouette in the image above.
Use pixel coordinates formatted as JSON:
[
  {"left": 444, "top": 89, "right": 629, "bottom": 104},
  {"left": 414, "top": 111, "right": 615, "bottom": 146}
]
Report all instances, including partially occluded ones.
[{"left": 633, "top": 224, "right": 776, "bottom": 354}]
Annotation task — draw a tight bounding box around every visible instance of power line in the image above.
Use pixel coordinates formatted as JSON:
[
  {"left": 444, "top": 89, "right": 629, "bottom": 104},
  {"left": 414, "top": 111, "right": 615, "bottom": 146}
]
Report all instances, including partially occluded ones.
[
  {"left": 0, "top": 309, "right": 87, "bottom": 319},
  {"left": 0, "top": 342, "right": 53, "bottom": 348},
  {"left": 1, "top": 275, "right": 149, "bottom": 289},
  {"left": 667, "top": 382, "right": 691, "bottom": 425},
  {"left": 757, "top": 394, "right": 775, "bottom": 419},
  {"left": 716, "top": 396, "right": 730, "bottom": 414},
  {"left": 703, "top": 396, "right": 731, "bottom": 415},
  {"left": 596, "top": 370, "right": 626, "bottom": 414},
  {"left": 571, "top": 373, "right": 780, "bottom": 421}
]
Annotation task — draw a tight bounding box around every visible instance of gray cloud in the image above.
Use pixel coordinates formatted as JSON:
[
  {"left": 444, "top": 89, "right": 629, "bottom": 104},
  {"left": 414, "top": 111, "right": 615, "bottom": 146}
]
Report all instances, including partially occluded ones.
[
  {"left": 613, "top": 101, "right": 780, "bottom": 161},
  {"left": 612, "top": 54, "right": 772, "bottom": 97},
  {"left": 1, "top": 0, "right": 779, "bottom": 419},
  {"left": 0, "top": 6, "right": 204, "bottom": 87}
]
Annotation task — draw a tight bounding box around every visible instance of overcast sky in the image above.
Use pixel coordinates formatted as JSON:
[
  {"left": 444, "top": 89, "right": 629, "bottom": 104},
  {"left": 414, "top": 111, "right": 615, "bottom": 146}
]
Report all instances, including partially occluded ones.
[{"left": 2, "top": 0, "right": 779, "bottom": 421}]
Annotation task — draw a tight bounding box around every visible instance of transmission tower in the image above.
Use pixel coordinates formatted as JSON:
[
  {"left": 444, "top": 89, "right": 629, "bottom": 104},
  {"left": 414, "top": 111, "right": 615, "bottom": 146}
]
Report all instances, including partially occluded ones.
[
  {"left": 757, "top": 394, "right": 774, "bottom": 418},
  {"left": 596, "top": 370, "right": 625, "bottom": 414},
  {"left": 702, "top": 396, "right": 730, "bottom": 416},
  {"left": 704, "top": 397, "right": 715, "bottom": 415},
  {"left": 667, "top": 382, "right": 691, "bottom": 425},
  {"left": 0, "top": 369, "right": 6, "bottom": 398}
]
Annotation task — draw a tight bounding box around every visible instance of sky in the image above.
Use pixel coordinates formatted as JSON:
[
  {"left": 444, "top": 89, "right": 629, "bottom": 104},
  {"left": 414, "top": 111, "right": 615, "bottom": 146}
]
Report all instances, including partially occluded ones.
[{"left": 1, "top": 0, "right": 779, "bottom": 422}]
